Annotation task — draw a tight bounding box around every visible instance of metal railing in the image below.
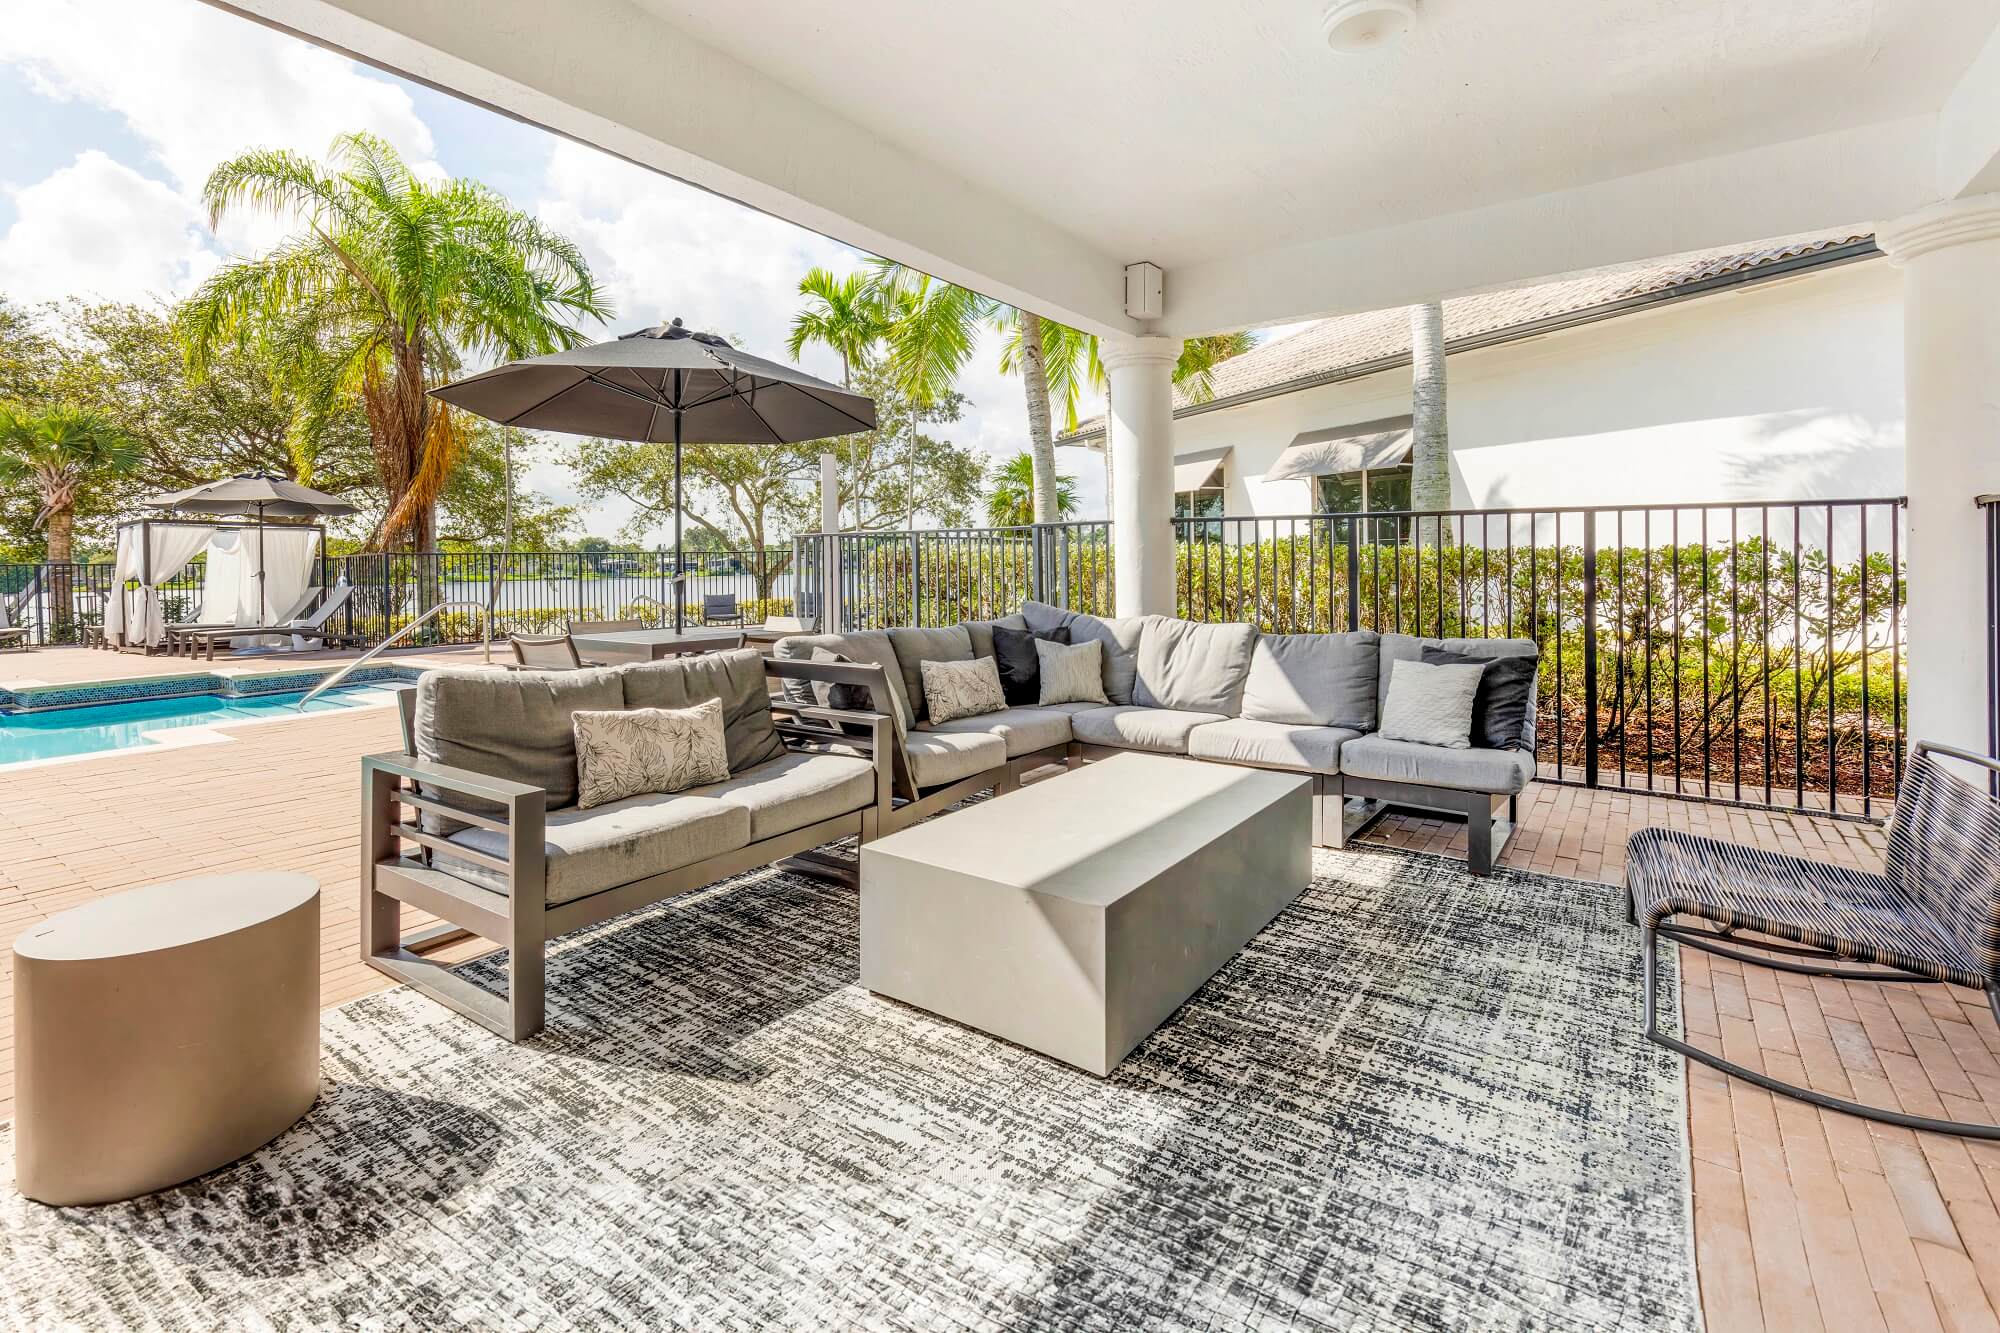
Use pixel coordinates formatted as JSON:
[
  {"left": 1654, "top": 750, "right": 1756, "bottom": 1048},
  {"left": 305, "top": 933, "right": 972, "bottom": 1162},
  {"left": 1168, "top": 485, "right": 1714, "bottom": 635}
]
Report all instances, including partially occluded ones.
[
  {"left": 1173, "top": 501, "right": 1907, "bottom": 818},
  {"left": 794, "top": 522, "right": 1113, "bottom": 631}
]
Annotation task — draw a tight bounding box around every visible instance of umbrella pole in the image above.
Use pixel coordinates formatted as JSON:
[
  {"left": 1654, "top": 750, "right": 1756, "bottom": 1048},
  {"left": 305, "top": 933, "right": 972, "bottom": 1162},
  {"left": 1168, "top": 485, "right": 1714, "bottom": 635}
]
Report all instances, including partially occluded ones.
[
  {"left": 257, "top": 503, "right": 269, "bottom": 634},
  {"left": 673, "top": 370, "right": 685, "bottom": 634}
]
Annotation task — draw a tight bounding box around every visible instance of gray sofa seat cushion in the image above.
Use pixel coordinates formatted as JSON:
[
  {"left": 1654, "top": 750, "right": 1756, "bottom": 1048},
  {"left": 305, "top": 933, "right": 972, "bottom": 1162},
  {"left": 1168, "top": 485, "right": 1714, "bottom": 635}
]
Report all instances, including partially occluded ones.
[
  {"left": 886, "top": 624, "right": 974, "bottom": 723},
  {"left": 773, "top": 630, "right": 912, "bottom": 733},
  {"left": 1069, "top": 705, "right": 1227, "bottom": 755},
  {"left": 1021, "top": 601, "right": 1148, "bottom": 704},
  {"left": 1186, "top": 718, "right": 1360, "bottom": 774},
  {"left": 415, "top": 665, "right": 624, "bottom": 816},
  {"left": 963, "top": 613, "right": 1027, "bottom": 662},
  {"left": 1241, "top": 631, "right": 1379, "bottom": 729},
  {"left": 923, "top": 705, "right": 1073, "bottom": 758},
  {"left": 903, "top": 729, "right": 1008, "bottom": 789},
  {"left": 619, "top": 649, "right": 784, "bottom": 773},
  {"left": 1340, "top": 735, "right": 1537, "bottom": 794},
  {"left": 687, "top": 750, "right": 876, "bottom": 840},
  {"left": 1133, "top": 618, "right": 1258, "bottom": 715},
  {"left": 444, "top": 789, "right": 751, "bottom": 905}
]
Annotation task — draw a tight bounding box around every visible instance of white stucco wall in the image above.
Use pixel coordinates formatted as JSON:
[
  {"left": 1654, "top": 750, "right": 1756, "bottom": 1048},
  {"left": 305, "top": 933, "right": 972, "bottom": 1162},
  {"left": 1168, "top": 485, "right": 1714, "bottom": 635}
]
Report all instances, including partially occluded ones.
[{"left": 1169, "top": 259, "right": 1906, "bottom": 517}]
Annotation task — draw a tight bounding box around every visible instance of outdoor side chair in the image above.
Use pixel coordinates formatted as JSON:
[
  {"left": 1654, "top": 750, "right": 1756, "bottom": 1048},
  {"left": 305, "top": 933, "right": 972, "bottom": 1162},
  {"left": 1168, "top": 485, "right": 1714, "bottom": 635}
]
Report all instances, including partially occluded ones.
[
  {"left": 508, "top": 632, "right": 589, "bottom": 670},
  {"left": 702, "top": 593, "right": 745, "bottom": 627},
  {"left": 1627, "top": 739, "right": 2000, "bottom": 1139}
]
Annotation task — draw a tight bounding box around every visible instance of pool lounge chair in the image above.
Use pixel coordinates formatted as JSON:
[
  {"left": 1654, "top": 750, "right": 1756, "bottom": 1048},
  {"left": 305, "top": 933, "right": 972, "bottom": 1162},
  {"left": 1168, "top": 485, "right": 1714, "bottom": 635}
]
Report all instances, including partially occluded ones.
[
  {"left": 176, "top": 583, "right": 359, "bottom": 661},
  {"left": 0, "top": 604, "right": 29, "bottom": 651},
  {"left": 164, "top": 588, "right": 323, "bottom": 657}
]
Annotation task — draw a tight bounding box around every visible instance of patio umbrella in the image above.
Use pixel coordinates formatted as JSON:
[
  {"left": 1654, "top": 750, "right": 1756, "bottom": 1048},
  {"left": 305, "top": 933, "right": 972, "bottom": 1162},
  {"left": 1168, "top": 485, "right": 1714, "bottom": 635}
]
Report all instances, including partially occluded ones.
[
  {"left": 429, "top": 318, "right": 876, "bottom": 629},
  {"left": 144, "top": 472, "right": 358, "bottom": 627}
]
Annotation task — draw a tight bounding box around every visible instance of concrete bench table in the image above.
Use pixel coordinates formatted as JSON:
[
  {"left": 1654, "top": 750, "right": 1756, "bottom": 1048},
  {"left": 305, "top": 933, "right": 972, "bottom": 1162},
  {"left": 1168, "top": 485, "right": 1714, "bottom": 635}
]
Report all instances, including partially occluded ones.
[
  {"left": 860, "top": 752, "right": 1311, "bottom": 1076},
  {"left": 12, "top": 872, "right": 320, "bottom": 1206}
]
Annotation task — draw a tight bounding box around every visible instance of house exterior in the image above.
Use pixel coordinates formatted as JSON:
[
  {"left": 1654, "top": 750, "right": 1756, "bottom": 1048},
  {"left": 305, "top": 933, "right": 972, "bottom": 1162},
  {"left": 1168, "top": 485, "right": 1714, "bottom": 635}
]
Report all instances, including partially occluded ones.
[{"left": 1061, "top": 232, "right": 1903, "bottom": 518}]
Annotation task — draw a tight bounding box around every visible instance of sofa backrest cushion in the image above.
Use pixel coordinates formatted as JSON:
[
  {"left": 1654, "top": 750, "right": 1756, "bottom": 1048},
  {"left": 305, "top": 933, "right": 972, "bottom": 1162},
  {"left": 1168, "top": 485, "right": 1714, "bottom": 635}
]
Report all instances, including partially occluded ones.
[
  {"left": 1021, "top": 601, "right": 1148, "bottom": 704},
  {"left": 1133, "top": 618, "right": 1258, "bottom": 715},
  {"left": 887, "top": 624, "right": 974, "bottom": 723},
  {"left": 619, "top": 648, "right": 785, "bottom": 773},
  {"left": 964, "top": 613, "right": 1028, "bottom": 662},
  {"left": 1241, "top": 630, "right": 1380, "bottom": 729},
  {"left": 415, "top": 665, "right": 624, "bottom": 813},
  {"left": 1378, "top": 633, "right": 1540, "bottom": 746},
  {"left": 772, "top": 630, "right": 913, "bottom": 731}
]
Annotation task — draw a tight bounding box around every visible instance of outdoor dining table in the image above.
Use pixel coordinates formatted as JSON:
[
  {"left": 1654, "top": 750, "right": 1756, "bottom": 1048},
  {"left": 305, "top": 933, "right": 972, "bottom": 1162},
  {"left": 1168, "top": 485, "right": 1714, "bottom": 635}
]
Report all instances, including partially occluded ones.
[{"left": 570, "top": 626, "right": 766, "bottom": 663}]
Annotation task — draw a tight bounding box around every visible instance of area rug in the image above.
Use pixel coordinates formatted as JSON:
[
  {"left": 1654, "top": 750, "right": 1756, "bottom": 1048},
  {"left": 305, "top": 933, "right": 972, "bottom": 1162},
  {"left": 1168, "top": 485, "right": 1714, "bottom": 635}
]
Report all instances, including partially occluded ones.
[{"left": 0, "top": 848, "right": 1695, "bottom": 1331}]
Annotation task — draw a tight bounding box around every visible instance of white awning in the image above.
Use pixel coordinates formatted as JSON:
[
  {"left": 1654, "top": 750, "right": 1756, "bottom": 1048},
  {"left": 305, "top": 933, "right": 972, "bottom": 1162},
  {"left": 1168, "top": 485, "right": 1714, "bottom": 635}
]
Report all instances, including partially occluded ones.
[
  {"left": 1172, "top": 445, "right": 1231, "bottom": 490},
  {"left": 1264, "top": 415, "right": 1413, "bottom": 481}
]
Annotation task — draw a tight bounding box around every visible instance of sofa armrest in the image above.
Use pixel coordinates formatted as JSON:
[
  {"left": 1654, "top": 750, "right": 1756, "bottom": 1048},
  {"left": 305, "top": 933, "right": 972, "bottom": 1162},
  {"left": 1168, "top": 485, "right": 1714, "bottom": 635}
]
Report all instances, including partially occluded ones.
[{"left": 362, "top": 750, "right": 549, "bottom": 893}]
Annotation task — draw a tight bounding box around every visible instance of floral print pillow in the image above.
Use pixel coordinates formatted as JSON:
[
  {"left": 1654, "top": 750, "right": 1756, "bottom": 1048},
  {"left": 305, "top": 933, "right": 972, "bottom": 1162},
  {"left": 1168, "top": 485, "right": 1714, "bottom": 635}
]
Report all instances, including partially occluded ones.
[
  {"left": 573, "top": 699, "right": 731, "bottom": 809},
  {"left": 919, "top": 656, "right": 1007, "bottom": 724}
]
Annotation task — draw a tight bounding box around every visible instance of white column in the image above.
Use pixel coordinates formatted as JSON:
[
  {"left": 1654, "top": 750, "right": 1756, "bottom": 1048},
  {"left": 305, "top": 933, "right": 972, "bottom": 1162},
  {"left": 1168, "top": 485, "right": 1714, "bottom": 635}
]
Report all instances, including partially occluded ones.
[
  {"left": 819, "top": 452, "right": 842, "bottom": 631},
  {"left": 1099, "top": 336, "right": 1180, "bottom": 617},
  {"left": 1877, "top": 194, "right": 2000, "bottom": 757}
]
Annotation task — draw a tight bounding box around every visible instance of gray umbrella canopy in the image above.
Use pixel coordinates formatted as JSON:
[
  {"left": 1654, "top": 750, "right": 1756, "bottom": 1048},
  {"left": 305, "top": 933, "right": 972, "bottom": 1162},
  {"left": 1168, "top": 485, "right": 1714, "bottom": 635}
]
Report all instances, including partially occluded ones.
[
  {"left": 428, "top": 318, "right": 876, "bottom": 443},
  {"left": 143, "top": 472, "right": 359, "bottom": 518},
  {"left": 430, "top": 318, "right": 877, "bottom": 629}
]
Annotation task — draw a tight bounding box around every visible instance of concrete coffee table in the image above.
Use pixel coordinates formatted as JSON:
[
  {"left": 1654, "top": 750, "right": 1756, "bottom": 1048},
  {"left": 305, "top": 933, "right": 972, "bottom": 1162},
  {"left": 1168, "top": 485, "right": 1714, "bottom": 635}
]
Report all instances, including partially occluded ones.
[{"left": 859, "top": 752, "right": 1311, "bottom": 1075}]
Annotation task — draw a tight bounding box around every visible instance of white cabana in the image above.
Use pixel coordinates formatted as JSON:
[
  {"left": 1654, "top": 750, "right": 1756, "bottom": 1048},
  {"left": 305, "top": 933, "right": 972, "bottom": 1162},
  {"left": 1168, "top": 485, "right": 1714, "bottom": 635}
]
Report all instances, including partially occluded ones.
[{"left": 106, "top": 518, "right": 327, "bottom": 650}]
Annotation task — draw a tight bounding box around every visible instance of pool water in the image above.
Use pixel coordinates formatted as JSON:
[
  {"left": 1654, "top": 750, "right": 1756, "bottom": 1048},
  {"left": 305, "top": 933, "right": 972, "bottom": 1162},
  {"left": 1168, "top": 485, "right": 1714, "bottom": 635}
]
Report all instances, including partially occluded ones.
[{"left": 0, "top": 687, "right": 390, "bottom": 765}]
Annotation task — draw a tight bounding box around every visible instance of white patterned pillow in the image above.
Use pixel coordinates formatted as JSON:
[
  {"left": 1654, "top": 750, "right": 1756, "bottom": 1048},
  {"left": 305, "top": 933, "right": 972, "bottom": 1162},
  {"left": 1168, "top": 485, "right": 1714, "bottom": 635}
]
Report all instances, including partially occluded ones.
[
  {"left": 573, "top": 699, "right": 730, "bottom": 809},
  {"left": 920, "top": 656, "right": 1006, "bottom": 724},
  {"left": 1036, "top": 638, "right": 1109, "bottom": 706},
  {"left": 1377, "top": 659, "right": 1485, "bottom": 749}
]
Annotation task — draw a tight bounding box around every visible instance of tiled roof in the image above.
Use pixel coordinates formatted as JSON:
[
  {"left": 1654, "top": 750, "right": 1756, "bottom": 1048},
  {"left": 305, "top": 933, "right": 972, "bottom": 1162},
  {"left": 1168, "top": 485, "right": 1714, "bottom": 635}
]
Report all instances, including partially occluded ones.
[{"left": 1062, "top": 229, "right": 1877, "bottom": 443}]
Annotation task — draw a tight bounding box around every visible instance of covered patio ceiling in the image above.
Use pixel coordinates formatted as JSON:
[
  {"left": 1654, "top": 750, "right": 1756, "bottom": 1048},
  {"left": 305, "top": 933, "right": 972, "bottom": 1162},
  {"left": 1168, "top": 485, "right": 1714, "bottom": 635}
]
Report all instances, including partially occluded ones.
[{"left": 211, "top": 0, "right": 2000, "bottom": 338}]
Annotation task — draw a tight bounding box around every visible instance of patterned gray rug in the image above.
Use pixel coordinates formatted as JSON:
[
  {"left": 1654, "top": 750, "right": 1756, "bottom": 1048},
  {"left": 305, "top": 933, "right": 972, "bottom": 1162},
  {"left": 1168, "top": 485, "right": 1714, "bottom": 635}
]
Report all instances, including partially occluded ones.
[{"left": 0, "top": 848, "right": 1695, "bottom": 1331}]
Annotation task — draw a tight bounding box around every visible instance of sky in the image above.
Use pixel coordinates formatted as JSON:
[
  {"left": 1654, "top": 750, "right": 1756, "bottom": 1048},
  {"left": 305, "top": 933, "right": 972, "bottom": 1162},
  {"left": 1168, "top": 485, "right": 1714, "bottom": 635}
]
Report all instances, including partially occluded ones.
[{"left": 0, "top": 0, "right": 1120, "bottom": 538}]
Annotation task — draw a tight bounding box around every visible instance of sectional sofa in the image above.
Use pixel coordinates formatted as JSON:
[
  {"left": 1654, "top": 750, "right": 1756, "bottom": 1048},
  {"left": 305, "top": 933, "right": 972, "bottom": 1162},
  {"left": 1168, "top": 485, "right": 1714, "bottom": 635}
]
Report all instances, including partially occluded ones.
[{"left": 774, "top": 600, "right": 1539, "bottom": 875}]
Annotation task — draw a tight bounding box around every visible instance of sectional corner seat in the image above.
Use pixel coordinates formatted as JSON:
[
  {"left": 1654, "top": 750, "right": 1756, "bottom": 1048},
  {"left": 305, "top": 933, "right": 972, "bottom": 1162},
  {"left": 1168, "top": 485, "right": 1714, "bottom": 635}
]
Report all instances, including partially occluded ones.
[
  {"left": 361, "top": 648, "right": 896, "bottom": 1040},
  {"left": 773, "top": 603, "right": 1539, "bottom": 875}
]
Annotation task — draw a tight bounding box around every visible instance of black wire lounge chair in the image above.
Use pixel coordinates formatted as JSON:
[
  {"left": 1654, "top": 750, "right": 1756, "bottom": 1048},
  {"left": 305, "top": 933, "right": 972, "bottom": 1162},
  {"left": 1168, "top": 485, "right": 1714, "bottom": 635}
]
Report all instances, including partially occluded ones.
[{"left": 1628, "top": 740, "right": 2000, "bottom": 1139}]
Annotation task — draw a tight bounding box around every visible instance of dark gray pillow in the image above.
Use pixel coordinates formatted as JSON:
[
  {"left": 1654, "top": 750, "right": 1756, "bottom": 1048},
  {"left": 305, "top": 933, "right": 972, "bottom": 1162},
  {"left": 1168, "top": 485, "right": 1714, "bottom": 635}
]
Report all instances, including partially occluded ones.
[
  {"left": 1422, "top": 645, "right": 1538, "bottom": 751},
  {"left": 991, "top": 623, "right": 1069, "bottom": 706},
  {"left": 810, "top": 648, "right": 876, "bottom": 713}
]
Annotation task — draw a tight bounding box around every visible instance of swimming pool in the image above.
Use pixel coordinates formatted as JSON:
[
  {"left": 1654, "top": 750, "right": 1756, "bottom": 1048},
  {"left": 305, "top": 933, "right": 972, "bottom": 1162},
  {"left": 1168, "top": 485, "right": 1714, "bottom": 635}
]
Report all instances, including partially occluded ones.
[{"left": 0, "top": 686, "right": 394, "bottom": 765}]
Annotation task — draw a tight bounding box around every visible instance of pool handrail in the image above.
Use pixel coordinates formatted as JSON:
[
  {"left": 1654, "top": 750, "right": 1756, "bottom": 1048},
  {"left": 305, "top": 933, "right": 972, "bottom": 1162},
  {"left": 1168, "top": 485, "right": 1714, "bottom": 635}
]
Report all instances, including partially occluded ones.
[{"left": 294, "top": 597, "right": 493, "bottom": 711}]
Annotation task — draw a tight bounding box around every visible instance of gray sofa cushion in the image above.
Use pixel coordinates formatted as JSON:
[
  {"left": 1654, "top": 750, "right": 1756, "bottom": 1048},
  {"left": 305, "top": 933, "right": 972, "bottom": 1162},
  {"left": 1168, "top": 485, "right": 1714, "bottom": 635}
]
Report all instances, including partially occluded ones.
[
  {"left": 1133, "top": 618, "right": 1258, "bottom": 715},
  {"left": 963, "top": 613, "right": 1028, "bottom": 662},
  {"left": 1240, "top": 631, "right": 1379, "bottom": 729},
  {"left": 887, "top": 624, "right": 974, "bottom": 722},
  {"left": 923, "top": 705, "right": 1073, "bottom": 758},
  {"left": 687, "top": 750, "right": 876, "bottom": 840},
  {"left": 903, "top": 729, "right": 1007, "bottom": 788},
  {"left": 1186, "top": 718, "right": 1360, "bottom": 774},
  {"left": 1070, "top": 705, "right": 1227, "bottom": 755},
  {"left": 1378, "top": 658, "right": 1485, "bottom": 749},
  {"left": 1377, "top": 633, "right": 1539, "bottom": 727},
  {"left": 773, "top": 630, "right": 912, "bottom": 733},
  {"left": 1021, "top": 601, "right": 1148, "bottom": 704},
  {"left": 443, "top": 788, "right": 751, "bottom": 905},
  {"left": 619, "top": 649, "right": 785, "bottom": 773},
  {"left": 1340, "top": 735, "right": 1537, "bottom": 794},
  {"left": 415, "top": 665, "right": 624, "bottom": 817}
]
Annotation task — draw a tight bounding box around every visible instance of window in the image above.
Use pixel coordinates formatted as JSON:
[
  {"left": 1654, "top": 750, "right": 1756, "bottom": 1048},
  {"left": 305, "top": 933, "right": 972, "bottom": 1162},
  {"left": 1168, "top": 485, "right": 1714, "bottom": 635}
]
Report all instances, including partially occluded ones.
[
  {"left": 1174, "top": 487, "right": 1225, "bottom": 520},
  {"left": 1316, "top": 463, "right": 1413, "bottom": 514}
]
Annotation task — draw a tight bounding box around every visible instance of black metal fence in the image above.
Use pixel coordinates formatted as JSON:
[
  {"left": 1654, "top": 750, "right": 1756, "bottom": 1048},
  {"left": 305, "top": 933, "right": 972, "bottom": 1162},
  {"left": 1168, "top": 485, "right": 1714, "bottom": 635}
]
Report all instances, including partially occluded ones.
[
  {"left": 1172, "top": 502, "right": 1907, "bottom": 818},
  {"left": 794, "top": 523, "right": 1113, "bottom": 630}
]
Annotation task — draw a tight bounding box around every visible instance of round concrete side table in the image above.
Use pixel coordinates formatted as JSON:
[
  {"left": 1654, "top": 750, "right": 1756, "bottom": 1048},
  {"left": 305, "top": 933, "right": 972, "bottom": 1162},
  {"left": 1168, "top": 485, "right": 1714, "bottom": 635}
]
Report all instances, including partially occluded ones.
[{"left": 12, "top": 872, "right": 320, "bottom": 1206}]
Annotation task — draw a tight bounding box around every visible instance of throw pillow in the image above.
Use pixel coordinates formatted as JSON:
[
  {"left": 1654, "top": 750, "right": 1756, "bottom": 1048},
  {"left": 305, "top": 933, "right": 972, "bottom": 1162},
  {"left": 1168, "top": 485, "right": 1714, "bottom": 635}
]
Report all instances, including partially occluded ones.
[
  {"left": 920, "top": 656, "right": 1008, "bottom": 724},
  {"left": 1421, "top": 646, "right": 1539, "bottom": 751},
  {"left": 572, "top": 699, "right": 729, "bottom": 809},
  {"left": 1037, "top": 638, "right": 1109, "bottom": 706},
  {"left": 991, "top": 623, "right": 1070, "bottom": 706},
  {"left": 1377, "top": 658, "right": 1485, "bottom": 750},
  {"left": 810, "top": 647, "right": 876, "bottom": 712}
]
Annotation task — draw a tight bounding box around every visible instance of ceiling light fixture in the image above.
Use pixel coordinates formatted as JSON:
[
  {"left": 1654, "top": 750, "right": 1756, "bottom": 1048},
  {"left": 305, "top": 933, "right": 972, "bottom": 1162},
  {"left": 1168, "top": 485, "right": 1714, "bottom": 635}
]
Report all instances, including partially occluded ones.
[{"left": 1320, "top": 0, "right": 1415, "bottom": 53}]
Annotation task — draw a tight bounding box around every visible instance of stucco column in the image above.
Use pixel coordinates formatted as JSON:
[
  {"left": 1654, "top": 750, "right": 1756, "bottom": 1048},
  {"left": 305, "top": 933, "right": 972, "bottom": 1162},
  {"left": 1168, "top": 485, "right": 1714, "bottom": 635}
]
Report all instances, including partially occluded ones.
[
  {"left": 1100, "top": 336, "right": 1179, "bottom": 616},
  {"left": 1877, "top": 194, "right": 2000, "bottom": 757}
]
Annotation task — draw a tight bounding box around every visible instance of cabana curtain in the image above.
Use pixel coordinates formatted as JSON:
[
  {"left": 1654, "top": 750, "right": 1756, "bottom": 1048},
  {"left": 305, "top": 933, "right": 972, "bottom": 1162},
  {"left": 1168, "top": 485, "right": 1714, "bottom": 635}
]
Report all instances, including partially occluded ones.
[
  {"left": 237, "top": 526, "right": 321, "bottom": 648},
  {"left": 105, "top": 523, "right": 215, "bottom": 648}
]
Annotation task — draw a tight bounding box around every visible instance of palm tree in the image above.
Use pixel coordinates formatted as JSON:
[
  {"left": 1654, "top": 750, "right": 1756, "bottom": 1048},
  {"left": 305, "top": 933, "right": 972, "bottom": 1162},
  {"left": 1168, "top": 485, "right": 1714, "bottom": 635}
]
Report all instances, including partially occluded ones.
[
  {"left": 1409, "top": 301, "right": 1450, "bottom": 512},
  {"left": 985, "top": 451, "right": 1077, "bottom": 526},
  {"left": 177, "top": 132, "right": 610, "bottom": 550},
  {"left": 787, "top": 268, "right": 889, "bottom": 387},
  {"left": 0, "top": 403, "right": 141, "bottom": 563}
]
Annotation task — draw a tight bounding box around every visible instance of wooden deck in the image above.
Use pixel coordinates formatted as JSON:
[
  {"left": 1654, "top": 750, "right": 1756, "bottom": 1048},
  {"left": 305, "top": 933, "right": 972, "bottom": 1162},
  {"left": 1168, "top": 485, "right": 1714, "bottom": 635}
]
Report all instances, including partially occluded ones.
[{"left": 0, "top": 656, "right": 1993, "bottom": 1330}]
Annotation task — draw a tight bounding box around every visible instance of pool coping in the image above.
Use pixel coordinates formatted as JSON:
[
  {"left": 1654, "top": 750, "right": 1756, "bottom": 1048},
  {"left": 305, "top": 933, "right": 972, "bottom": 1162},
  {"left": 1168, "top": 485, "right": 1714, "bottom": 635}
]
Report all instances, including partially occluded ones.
[
  {"left": 0, "top": 663, "right": 427, "bottom": 714},
  {"left": 0, "top": 685, "right": 408, "bottom": 773}
]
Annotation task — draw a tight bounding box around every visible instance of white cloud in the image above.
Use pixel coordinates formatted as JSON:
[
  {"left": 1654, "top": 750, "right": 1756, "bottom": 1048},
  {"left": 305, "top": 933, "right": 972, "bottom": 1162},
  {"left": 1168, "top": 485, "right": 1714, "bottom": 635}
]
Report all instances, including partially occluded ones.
[{"left": 0, "top": 150, "right": 211, "bottom": 303}]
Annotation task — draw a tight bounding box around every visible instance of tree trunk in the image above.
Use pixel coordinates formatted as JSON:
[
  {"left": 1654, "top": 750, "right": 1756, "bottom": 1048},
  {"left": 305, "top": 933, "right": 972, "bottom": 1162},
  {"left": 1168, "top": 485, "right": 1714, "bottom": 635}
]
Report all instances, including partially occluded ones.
[
  {"left": 1409, "top": 301, "right": 1450, "bottom": 513},
  {"left": 45, "top": 505, "right": 75, "bottom": 644},
  {"left": 1016, "top": 310, "right": 1060, "bottom": 525},
  {"left": 45, "top": 504, "right": 73, "bottom": 565}
]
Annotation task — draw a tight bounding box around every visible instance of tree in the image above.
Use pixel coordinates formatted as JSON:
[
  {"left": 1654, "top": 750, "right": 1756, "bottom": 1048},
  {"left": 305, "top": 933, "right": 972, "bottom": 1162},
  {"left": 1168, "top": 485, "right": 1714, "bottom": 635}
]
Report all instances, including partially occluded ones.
[
  {"left": 0, "top": 296, "right": 56, "bottom": 405},
  {"left": 1409, "top": 301, "right": 1449, "bottom": 512},
  {"left": 787, "top": 268, "right": 889, "bottom": 387},
  {"left": 0, "top": 404, "right": 143, "bottom": 563},
  {"left": 986, "top": 451, "right": 1077, "bottom": 526},
  {"left": 436, "top": 425, "right": 577, "bottom": 550},
  {"left": 177, "top": 132, "right": 610, "bottom": 550}
]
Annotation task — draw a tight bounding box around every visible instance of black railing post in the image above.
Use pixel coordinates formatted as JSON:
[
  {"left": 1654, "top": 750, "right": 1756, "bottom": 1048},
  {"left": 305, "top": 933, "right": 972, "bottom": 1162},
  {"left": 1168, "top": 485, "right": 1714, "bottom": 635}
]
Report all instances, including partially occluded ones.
[
  {"left": 1029, "top": 526, "right": 1046, "bottom": 605},
  {"left": 1345, "top": 519, "right": 1360, "bottom": 633},
  {"left": 1582, "top": 509, "right": 1600, "bottom": 790},
  {"left": 908, "top": 531, "right": 922, "bottom": 626},
  {"left": 1985, "top": 495, "right": 2000, "bottom": 794}
]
